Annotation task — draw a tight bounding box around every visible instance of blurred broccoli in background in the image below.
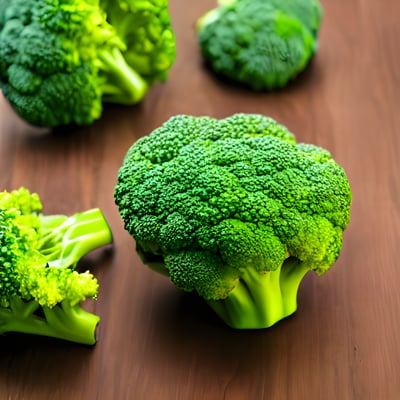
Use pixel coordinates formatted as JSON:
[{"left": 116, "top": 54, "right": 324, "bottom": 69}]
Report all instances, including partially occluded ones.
[
  {"left": 197, "top": 0, "right": 322, "bottom": 90},
  {"left": 0, "top": 0, "right": 176, "bottom": 128}
]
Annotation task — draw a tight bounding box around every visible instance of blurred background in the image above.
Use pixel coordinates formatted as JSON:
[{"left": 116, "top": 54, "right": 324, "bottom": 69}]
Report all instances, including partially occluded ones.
[{"left": 0, "top": 0, "right": 399, "bottom": 399}]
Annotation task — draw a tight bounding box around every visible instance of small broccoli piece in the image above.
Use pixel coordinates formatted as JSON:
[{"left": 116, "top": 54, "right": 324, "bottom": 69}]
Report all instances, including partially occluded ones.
[
  {"left": 0, "top": 0, "right": 176, "bottom": 127},
  {"left": 0, "top": 188, "right": 113, "bottom": 344},
  {"left": 98, "top": 0, "right": 177, "bottom": 103},
  {"left": 114, "top": 114, "right": 351, "bottom": 329},
  {"left": 197, "top": 0, "right": 322, "bottom": 90}
]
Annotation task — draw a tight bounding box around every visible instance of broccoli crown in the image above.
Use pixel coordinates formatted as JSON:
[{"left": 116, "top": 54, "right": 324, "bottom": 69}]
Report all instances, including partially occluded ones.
[
  {"left": 100, "top": 0, "right": 176, "bottom": 84},
  {"left": 0, "top": 0, "right": 107, "bottom": 127},
  {"left": 115, "top": 114, "right": 351, "bottom": 302},
  {"left": 0, "top": 187, "right": 113, "bottom": 344},
  {"left": 197, "top": 0, "right": 322, "bottom": 90},
  {"left": 0, "top": 0, "right": 176, "bottom": 127}
]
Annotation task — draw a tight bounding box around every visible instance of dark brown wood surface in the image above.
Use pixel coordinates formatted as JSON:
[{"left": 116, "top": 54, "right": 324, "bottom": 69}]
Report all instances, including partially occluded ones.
[{"left": 0, "top": 1, "right": 399, "bottom": 399}]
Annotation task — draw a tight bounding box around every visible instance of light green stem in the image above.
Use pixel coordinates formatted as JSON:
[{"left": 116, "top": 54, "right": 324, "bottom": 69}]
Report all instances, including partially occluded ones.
[
  {"left": 98, "top": 47, "right": 149, "bottom": 104},
  {"left": 0, "top": 297, "right": 99, "bottom": 345},
  {"left": 39, "top": 208, "right": 113, "bottom": 268},
  {"left": 207, "top": 258, "right": 309, "bottom": 329}
]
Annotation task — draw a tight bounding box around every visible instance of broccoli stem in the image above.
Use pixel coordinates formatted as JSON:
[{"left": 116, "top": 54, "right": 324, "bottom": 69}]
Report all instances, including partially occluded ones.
[
  {"left": 0, "top": 297, "right": 99, "bottom": 345},
  {"left": 207, "top": 258, "right": 309, "bottom": 329},
  {"left": 218, "top": 0, "right": 237, "bottom": 6},
  {"left": 97, "top": 47, "right": 149, "bottom": 104},
  {"left": 39, "top": 208, "right": 113, "bottom": 268}
]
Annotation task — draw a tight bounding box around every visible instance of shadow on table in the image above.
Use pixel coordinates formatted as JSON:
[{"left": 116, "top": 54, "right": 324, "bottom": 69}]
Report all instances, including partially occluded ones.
[
  {"left": 0, "top": 333, "right": 95, "bottom": 393},
  {"left": 141, "top": 283, "right": 312, "bottom": 394}
]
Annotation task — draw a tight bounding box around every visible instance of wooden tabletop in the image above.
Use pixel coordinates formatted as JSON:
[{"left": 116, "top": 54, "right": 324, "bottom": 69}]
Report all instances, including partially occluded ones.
[{"left": 0, "top": 1, "right": 399, "bottom": 399}]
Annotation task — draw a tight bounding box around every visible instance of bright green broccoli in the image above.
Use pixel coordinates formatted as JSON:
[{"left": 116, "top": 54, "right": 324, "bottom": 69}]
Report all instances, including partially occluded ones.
[
  {"left": 0, "top": 0, "right": 176, "bottom": 127},
  {"left": 197, "top": 0, "right": 322, "bottom": 90},
  {"left": 114, "top": 114, "right": 351, "bottom": 329},
  {"left": 0, "top": 187, "right": 113, "bottom": 344}
]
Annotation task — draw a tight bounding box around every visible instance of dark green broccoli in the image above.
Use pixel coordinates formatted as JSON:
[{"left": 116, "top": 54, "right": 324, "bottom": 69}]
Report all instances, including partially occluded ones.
[
  {"left": 114, "top": 114, "right": 351, "bottom": 329},
  {"left": 0, "top": 0, "right": 176, "bottom": 127},
  {"left": 0, "top": 187, "right": 113, "bottom": 344},
  {"left": 197, "top": 0, "right": 322, "bottom": 90}
]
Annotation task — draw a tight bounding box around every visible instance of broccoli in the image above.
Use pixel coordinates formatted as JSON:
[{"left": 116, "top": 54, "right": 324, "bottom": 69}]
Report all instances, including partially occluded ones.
[
  {"left": 197, "top": 0, "right": 322, "bottom": 90},
  {"left": 0, "top": 0, "right": 176, "bottom": 127},
  {"left": 114, "top": 114, "right": 351, "bottom": 329},
  {"left": 0, "top": 187, "right": 113, "bottom": 344}
]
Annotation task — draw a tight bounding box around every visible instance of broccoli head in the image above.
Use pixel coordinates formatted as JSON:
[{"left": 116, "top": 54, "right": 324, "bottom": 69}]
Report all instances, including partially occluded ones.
[
  {"left": 197, "top": 0, "right": 322, "bottom": 90},
  {"left": 114, "top": 114, "right": 351, "bottom": 329},
  {"left": 0, "top": 187, "right": 113, "bottom": 344},
  {"left": 0, "top": 0, "right": 176, "bottom": 127}
]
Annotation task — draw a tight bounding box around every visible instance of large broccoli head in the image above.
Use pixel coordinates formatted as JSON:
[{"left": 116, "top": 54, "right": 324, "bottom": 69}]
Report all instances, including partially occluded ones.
[
  {"left": 114, "top": 114, "right": 351, "bottom": 328},
  {"left": 197, "top": 0, "right": 323, "bottom": 90}
]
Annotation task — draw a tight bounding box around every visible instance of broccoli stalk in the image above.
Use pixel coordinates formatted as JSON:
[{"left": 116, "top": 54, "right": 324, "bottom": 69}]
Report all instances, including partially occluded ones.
[
  {"left": 0, "top": 297, "right": 99, "bottom": 345},
  {"left": 97, "top": 46, "right": 149, "bottom": 105},
  {"left": 38, "top": 208, "right": 113, "bottom": 268},
  {"left": 207, "top": 258, "right": 309, "bottom": 329}
]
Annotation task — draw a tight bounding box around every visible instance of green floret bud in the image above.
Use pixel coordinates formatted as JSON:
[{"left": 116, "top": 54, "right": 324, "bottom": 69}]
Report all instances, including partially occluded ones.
[
  {"left": 115, "top": 113, "right": 351, "bottom": 329},
  {"left": 0, "top": 186, "right": 42, "bottom": 213},
  {"left": 100, "top": 0, "right": 177, "bottom": 82},
  {"left": 18, "top": 262, "right": 99, "bottom": 308}
]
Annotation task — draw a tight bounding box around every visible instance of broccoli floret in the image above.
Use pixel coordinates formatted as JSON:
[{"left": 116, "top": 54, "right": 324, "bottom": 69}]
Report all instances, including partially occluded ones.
[
  {"left": 99, "top": 0, "right": 177, "bottom": 94},
  {"left": 114, "top": 114, "right": 351, "bottom": 329},
  {"left": 197, "top": 0, "right": 322, "bottom": 90},
  {"left": 0, "top": 0, "right": 176, "bottom": 127},
  {"left": 0, "top": 188, "right": 113, "bottom": 344}
]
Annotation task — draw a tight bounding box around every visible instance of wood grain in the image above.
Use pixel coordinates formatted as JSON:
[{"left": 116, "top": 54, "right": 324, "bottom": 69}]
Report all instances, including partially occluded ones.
[{"left": 0, "top": 0, "right": 399, "bottom": 398}]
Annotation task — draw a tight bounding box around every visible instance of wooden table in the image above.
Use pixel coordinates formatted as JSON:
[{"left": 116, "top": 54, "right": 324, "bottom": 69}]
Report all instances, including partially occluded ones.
[{"left": 0, "top": 1, "right": 399, "bottom": 398}]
